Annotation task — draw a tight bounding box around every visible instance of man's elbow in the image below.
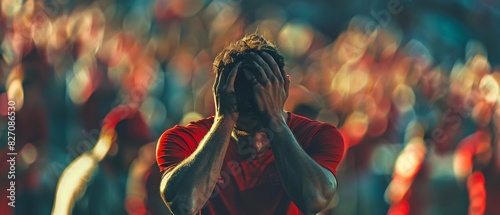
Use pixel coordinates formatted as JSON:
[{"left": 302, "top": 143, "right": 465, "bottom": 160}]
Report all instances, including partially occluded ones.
[
  {"left": 160, "top": 178, "right": 197, "bottom": 214},
  {"left": 302, "top": 195, "right": 334, "bottom": 214},
  {"left": 160, "top": 190, "right": 199, "bottom": 215},
  {"left": 302, "top": 173, "right": 338, "bottom": 214},
  {"left": 167, "top": 200, "right": 200, "bottom": 215},
  {"left": 301, "top": 186, "right": 336, "bottom": 214}
]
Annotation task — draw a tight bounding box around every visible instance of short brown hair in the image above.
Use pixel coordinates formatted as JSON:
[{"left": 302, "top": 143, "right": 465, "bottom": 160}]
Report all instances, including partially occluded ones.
[{"left": 213, "top": 34, "right": 285, "bottom": 76}]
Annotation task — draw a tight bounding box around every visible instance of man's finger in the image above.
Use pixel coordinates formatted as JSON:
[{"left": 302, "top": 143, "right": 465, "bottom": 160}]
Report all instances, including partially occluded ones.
[
  {"left": 226, "top": 62, "right": 241, "bottom": 90},
  {"left": 260, "top": 52, "right": 282, "bottom": 81},
  {"left": 219, "top": 62, "right": 238, "bottom": 90},
  {"left": 285, "top": 74, "right": 290, "bottom": 97},
  {"left": 251, "top": 83, "right": 265, "bottom": 112},
  {"left": 213, "top": 73, "right": 221, "bottom": 92},
  {"left": 253, "top": 61, "right": 270, "bottom": 85},
  {"left": 243, "top": 70, "right": 259, "bottom": 86},
  {"left": 246, "top": 66, "right": 265, "bottom": 112},
  {"left": 217, "top": 72, "right": 227, "bottom": 91},
  {"left": 252, "top": 52, "right": 273, "bottom": 79}
]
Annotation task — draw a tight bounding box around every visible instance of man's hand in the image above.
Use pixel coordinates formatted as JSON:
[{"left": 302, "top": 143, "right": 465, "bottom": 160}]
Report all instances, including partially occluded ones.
[
  {"left": 243, "top": 53, "right": 336, "bottom": 214},
  {"left": 161, "top": 63, "right": 241, "bottom": 214},
  {"left": 243, "top": 52, "right": 290, "bottom": 124},
  {"left": 214, "top": 62, "right": 241, "bottom": 121}
]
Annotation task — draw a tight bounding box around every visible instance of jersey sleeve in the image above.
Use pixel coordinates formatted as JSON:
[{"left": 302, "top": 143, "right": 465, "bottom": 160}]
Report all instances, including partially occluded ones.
[
  {"left": 156, "top": 126, "right": 197, "bottom": 174},
  {"left": 308, "top": 123, "right": 345, "bottom": 176}
]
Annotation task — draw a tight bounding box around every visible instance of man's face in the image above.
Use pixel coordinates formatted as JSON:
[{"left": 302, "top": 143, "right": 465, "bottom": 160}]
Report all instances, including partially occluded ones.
[
  {"left": 231, "top": 53, "right": 288, "bottom": 134},
  {"left": 234, "top": 66, "right": 263, "bottom": 133}
]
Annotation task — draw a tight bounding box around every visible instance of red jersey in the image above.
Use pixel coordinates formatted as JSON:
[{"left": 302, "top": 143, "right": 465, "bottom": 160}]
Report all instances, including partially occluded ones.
[{"left": 156, "top": 112, "right": 345, "bottom": 215}]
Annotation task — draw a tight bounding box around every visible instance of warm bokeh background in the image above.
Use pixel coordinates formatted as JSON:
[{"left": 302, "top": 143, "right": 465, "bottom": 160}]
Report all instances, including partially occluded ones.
[{"left": 1, "top": 0, "right": 499, "bottom": 214}]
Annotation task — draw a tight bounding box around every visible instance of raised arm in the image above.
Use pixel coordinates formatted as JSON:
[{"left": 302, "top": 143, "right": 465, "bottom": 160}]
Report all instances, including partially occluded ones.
[
  {"left": 267, "top": 120, "right": 340, "bottom": 214},
  {"left": 247, "top": 52, "right": 341, "bottom": 214},
  {"left": 159, "top": 62, "right": 241, "bottom": 214}
]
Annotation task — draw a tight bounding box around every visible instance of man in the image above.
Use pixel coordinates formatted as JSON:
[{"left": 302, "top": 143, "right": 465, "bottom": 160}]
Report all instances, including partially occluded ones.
[{"left": 156, "top": 34, "right": 344, "bottom": 215}]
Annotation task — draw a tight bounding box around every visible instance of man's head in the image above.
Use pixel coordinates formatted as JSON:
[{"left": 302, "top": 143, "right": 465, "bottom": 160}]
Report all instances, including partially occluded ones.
[{"left": 213, "top": 34, "right": 286, "bottom": 118}]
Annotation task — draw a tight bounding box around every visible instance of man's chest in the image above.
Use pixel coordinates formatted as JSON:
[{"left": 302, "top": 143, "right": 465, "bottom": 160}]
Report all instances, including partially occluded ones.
[
  {"left": 208, "top": 150, "right": 286, "bottom": 213},
  {"left": 218, "top": 147, "right": 281, "bottom": 190}
]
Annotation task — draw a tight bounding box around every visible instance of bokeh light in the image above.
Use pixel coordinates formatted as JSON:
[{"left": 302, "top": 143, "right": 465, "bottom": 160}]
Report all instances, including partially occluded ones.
[{"left": 1, "top": 0, "right": 499, "bottom": 215}]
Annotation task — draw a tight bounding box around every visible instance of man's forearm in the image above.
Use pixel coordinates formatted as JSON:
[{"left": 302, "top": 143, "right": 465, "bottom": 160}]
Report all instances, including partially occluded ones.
[
  {"left": 268, "top": 119, "right": 337, "bottom": 214},
  {"left": 160, "top": 116, "right": 234, "bottom": 214}
]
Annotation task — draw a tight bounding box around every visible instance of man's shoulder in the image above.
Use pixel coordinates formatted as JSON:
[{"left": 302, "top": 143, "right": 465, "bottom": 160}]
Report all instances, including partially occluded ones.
[
  {"left": 289, "top": 112, "right": 343, "bottom": 144},
  {"left": 289, "top": 112, "right": 338, "bottom": 131},
  {"left": 159, "top": 116, "right": 215, "bottom": 142}
]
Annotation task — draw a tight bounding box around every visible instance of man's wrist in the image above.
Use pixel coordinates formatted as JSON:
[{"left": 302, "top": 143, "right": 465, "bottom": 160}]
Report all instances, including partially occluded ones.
[
  {"left": 264, "top": 112, "right": 287, "bottom": 130},
  {"left": 215, "top": 113, "right": 237, "bottom": 125}
]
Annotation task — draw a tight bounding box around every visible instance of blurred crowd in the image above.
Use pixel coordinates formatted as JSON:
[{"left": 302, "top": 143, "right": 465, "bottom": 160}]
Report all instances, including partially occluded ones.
[{"left": 0, "top": 0, "right": 499, "bottom": 214}]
